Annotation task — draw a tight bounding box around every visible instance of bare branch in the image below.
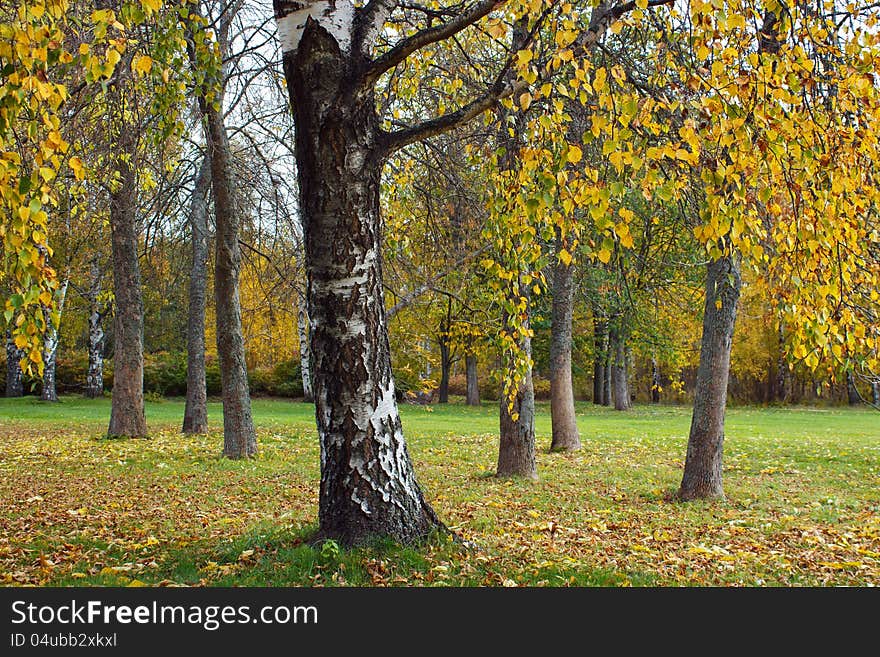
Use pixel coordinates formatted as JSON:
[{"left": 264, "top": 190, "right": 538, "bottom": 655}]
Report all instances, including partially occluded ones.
[
  {"left": 379, "top": 77, "right": 525, "bottom": 155},
  {"left": 364, "top": 0, "right": 503, "bottom": 84}
]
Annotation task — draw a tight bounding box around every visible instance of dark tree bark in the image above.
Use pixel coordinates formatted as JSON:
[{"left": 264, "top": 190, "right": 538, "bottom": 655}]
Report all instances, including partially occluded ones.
[
  {"left": 277, "top": 11, "right": 440, "bottom": 545},
  {"left": 5, "top": 331, "right": 23, "bottom": 397},
  {"left": 203, "top": 102, "right": 256, "bottom": 457},
  {"left": 465, "top": 353, "right": 480, "bottom": 406},
  {"left": 549, "top": 235, "right": 580, "bottom": 451},
  {"left": 182, "top": 154, "right": 211, "bottom": 434},
  {"left": 846, "top": 371, "right": 860, "bottom": 406},
  {"left": 774, "top": 322, "right": 790, "bottom": 403},
  {"left": 40, "top": 277, "right": 68, "bottom": 402},
  {"left": 107, "top": 123, "right": 147, "bottom": 438},
  {"left": 437, "top": 296, "right": 453, "bottom": 403},
  {"left": 85, "top": 258, "right": 106, "bottom": 399},
  {"left": 438, "top": 335, "right": 451, "bottom": 403},
  {"left": 497, "top": 300, "right": 537, "bottom": 479},
  {"left": 186, "top": 1, "right": 256, "bottom": 456},
  {"left": 872, "top": 380, "right": 879, "bottom": 407},
  {"left": 603, "top": 345, "right": 612, "bottom": 407},
  {"left": 679, "top": 253, "right": 742, "bottom": 501},
  {"left": 592, "top": 320, "right": 607, "bottom": 405},
  {"left": 611, "top": 325, "right": 631, "bottom": 411},
  {"left": 495, "top": 18, "right": 536, "bottom": 478}
]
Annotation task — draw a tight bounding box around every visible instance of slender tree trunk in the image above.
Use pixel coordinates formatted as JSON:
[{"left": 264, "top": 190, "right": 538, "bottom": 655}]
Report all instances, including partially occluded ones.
[
  {"left": 438, "top": 336, "right": 450, "bottom": 403},
  {"left": 872, "top": 380, "right": 879, "bottom": 407},
  {"left": 549, "top": 235, "right": 580, "bottom": 451},
  {"left": 611, "top": 326, "right": 631, "bottom": 411},
  {"left": 5, "top": 331, "right": 23, "bottom": 397},
  {"left": 279, "top": 16, "right": 440, "bottom": 544},
  {"left": 465, "top": 353, "right": 480, "bottom": 406},
  {"left": 85, "top": 258, "right": 105, "bottom": 399},
  {"left": 297, "top": 292, "right": 314, "bottom": 402},
  {"left": 651, "top": 357, "right": 661, "bottom": 403},
  {"left": 679, "top": 253, "right": 742, "bottom": 501},
  {"left": 592, "top": 320, "right": 606, "bottom": 405},
  {"left": 603, "top": 343, "right": 612, "bottom": 407},
  {"left": 203, "top": 102, "right": 256, "bottom": 457},
  {"left": 498, "top": 301, "right": 537, "bottom": 479},
  {"left": 107, "top": 121, "right": 147, "bottom": 438},
  {"left": 183, "top": 155, "right": 211, "bottom": 434},
  {"left": 40, "top": 277, "right": 68, "bottom": 402},
  {"left": 846, "top": 371, "right": 860, "bottom": 406}
]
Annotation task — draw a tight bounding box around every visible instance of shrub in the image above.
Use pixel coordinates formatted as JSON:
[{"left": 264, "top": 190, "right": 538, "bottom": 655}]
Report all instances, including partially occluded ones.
[{"left": 447, "top": 374, "right": 468, "bottom": 396}]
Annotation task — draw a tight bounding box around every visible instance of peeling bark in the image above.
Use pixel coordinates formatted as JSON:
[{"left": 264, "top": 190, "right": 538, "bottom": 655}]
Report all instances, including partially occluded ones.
[
  {"left": 278, "top": 11, "right": 440, "bottom": 544},
  {"left": 40, "top": 277, "right": 68, "bottom": 402},
  {"left": 679, "top": 254, "right": 742, "bottom": 501},
  {"left": 85, "top": 258, "right": 106, "bottom": 399},
  {"left": 297, "top": 292, "right": 314, "bottom": 402}
]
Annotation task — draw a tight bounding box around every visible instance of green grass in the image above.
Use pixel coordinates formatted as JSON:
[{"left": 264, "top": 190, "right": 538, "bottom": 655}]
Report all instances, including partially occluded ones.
[{"left": 0, "top": 395, "right": 877, "bottom": 587}]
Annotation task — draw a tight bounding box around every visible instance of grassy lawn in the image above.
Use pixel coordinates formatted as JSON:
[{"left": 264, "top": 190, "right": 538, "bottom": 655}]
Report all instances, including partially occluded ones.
[{"left": 0, "top": 395, "right": 877, "bottom": 586}]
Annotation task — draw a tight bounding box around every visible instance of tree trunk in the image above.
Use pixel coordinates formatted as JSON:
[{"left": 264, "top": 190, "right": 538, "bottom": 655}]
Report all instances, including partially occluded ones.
[
  {"left": 679, "top": 253, "right": 742, "bottom": 501},
  {"left": 5, "top": 331, "right": 23, "bottom": 397},
  {"left": 497, "top": 301, "right": 537, "bottom": 479},
  {"left": 40, "top": 277, "right": 68, "bottom": 402},
  {"left": 297, "top": 292, "right": 314, "bottom": 402},
  {"left": 465, "top": 353, "right": 480, "bottom": 406},
  {"left": 438, "top": 336, "right": 450, "bottom": 403},
  {"left": 84, "top": 259, "right": 105, "bottom": 398},
  {"left": 611, "top": 326, "right": 630, "bottom": 411},
  {"left": 846, "top": 371, "right": 860, "bottom": 406},
  {"left": 651, "top": 357, "right": 661, "bottom": 403},
  {"left": 203, "top": 101, "right": 256, "bottom": 457},
  {"left": 549, "top": 236, "right": 580, "bottom": 451},
  {"left": 279, "top": 15, "right": 441, "bottom": 545},
  {"left": 107, "top": 121, "right": 147, "bottom": 438},
  {"left": 872, "top": 380, "right": 879, "bottom": 407},
  {"left": 603, "top": 344, "right": 612, "bottom": 407},
  {"left": 183, "top": 154, "right": 211, "bottom": 434},
  {"left": 592, "top": 320, "right": 606, "bottom": 405}
]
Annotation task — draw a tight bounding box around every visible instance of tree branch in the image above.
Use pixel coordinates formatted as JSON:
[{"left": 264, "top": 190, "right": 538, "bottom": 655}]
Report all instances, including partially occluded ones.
[
  {"left": 378, "top": 77, "right": 525, "bottom": 156},
  {"left": 363, "top": 0, "right": 503, "bottom": 84},
  {"left": 386, "top": 243, "right": 489, "bottom": 320}
]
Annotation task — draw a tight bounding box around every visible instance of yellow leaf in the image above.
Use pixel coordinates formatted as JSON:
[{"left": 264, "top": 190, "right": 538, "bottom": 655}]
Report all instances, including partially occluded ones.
[
  {"left": 567, "top": 145, "right": 583, "bottom": 164},
  {"left": 68, "top": 156, "right": 84, "bottom": 180},
  {"left": 516, "top": 49, "right": 533, "bottom": 67},
  {"left": 133, "top": 54, "right": 153, "bottom": 76},
  {"left": 559, "top": 249, "right": 572, "bottom": 266},
  {"left": 519, "top": 91, "right": 532, "bottom": 111},
  {"left": 597, "top": 248, "right": 611, "bottom": 264}
]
